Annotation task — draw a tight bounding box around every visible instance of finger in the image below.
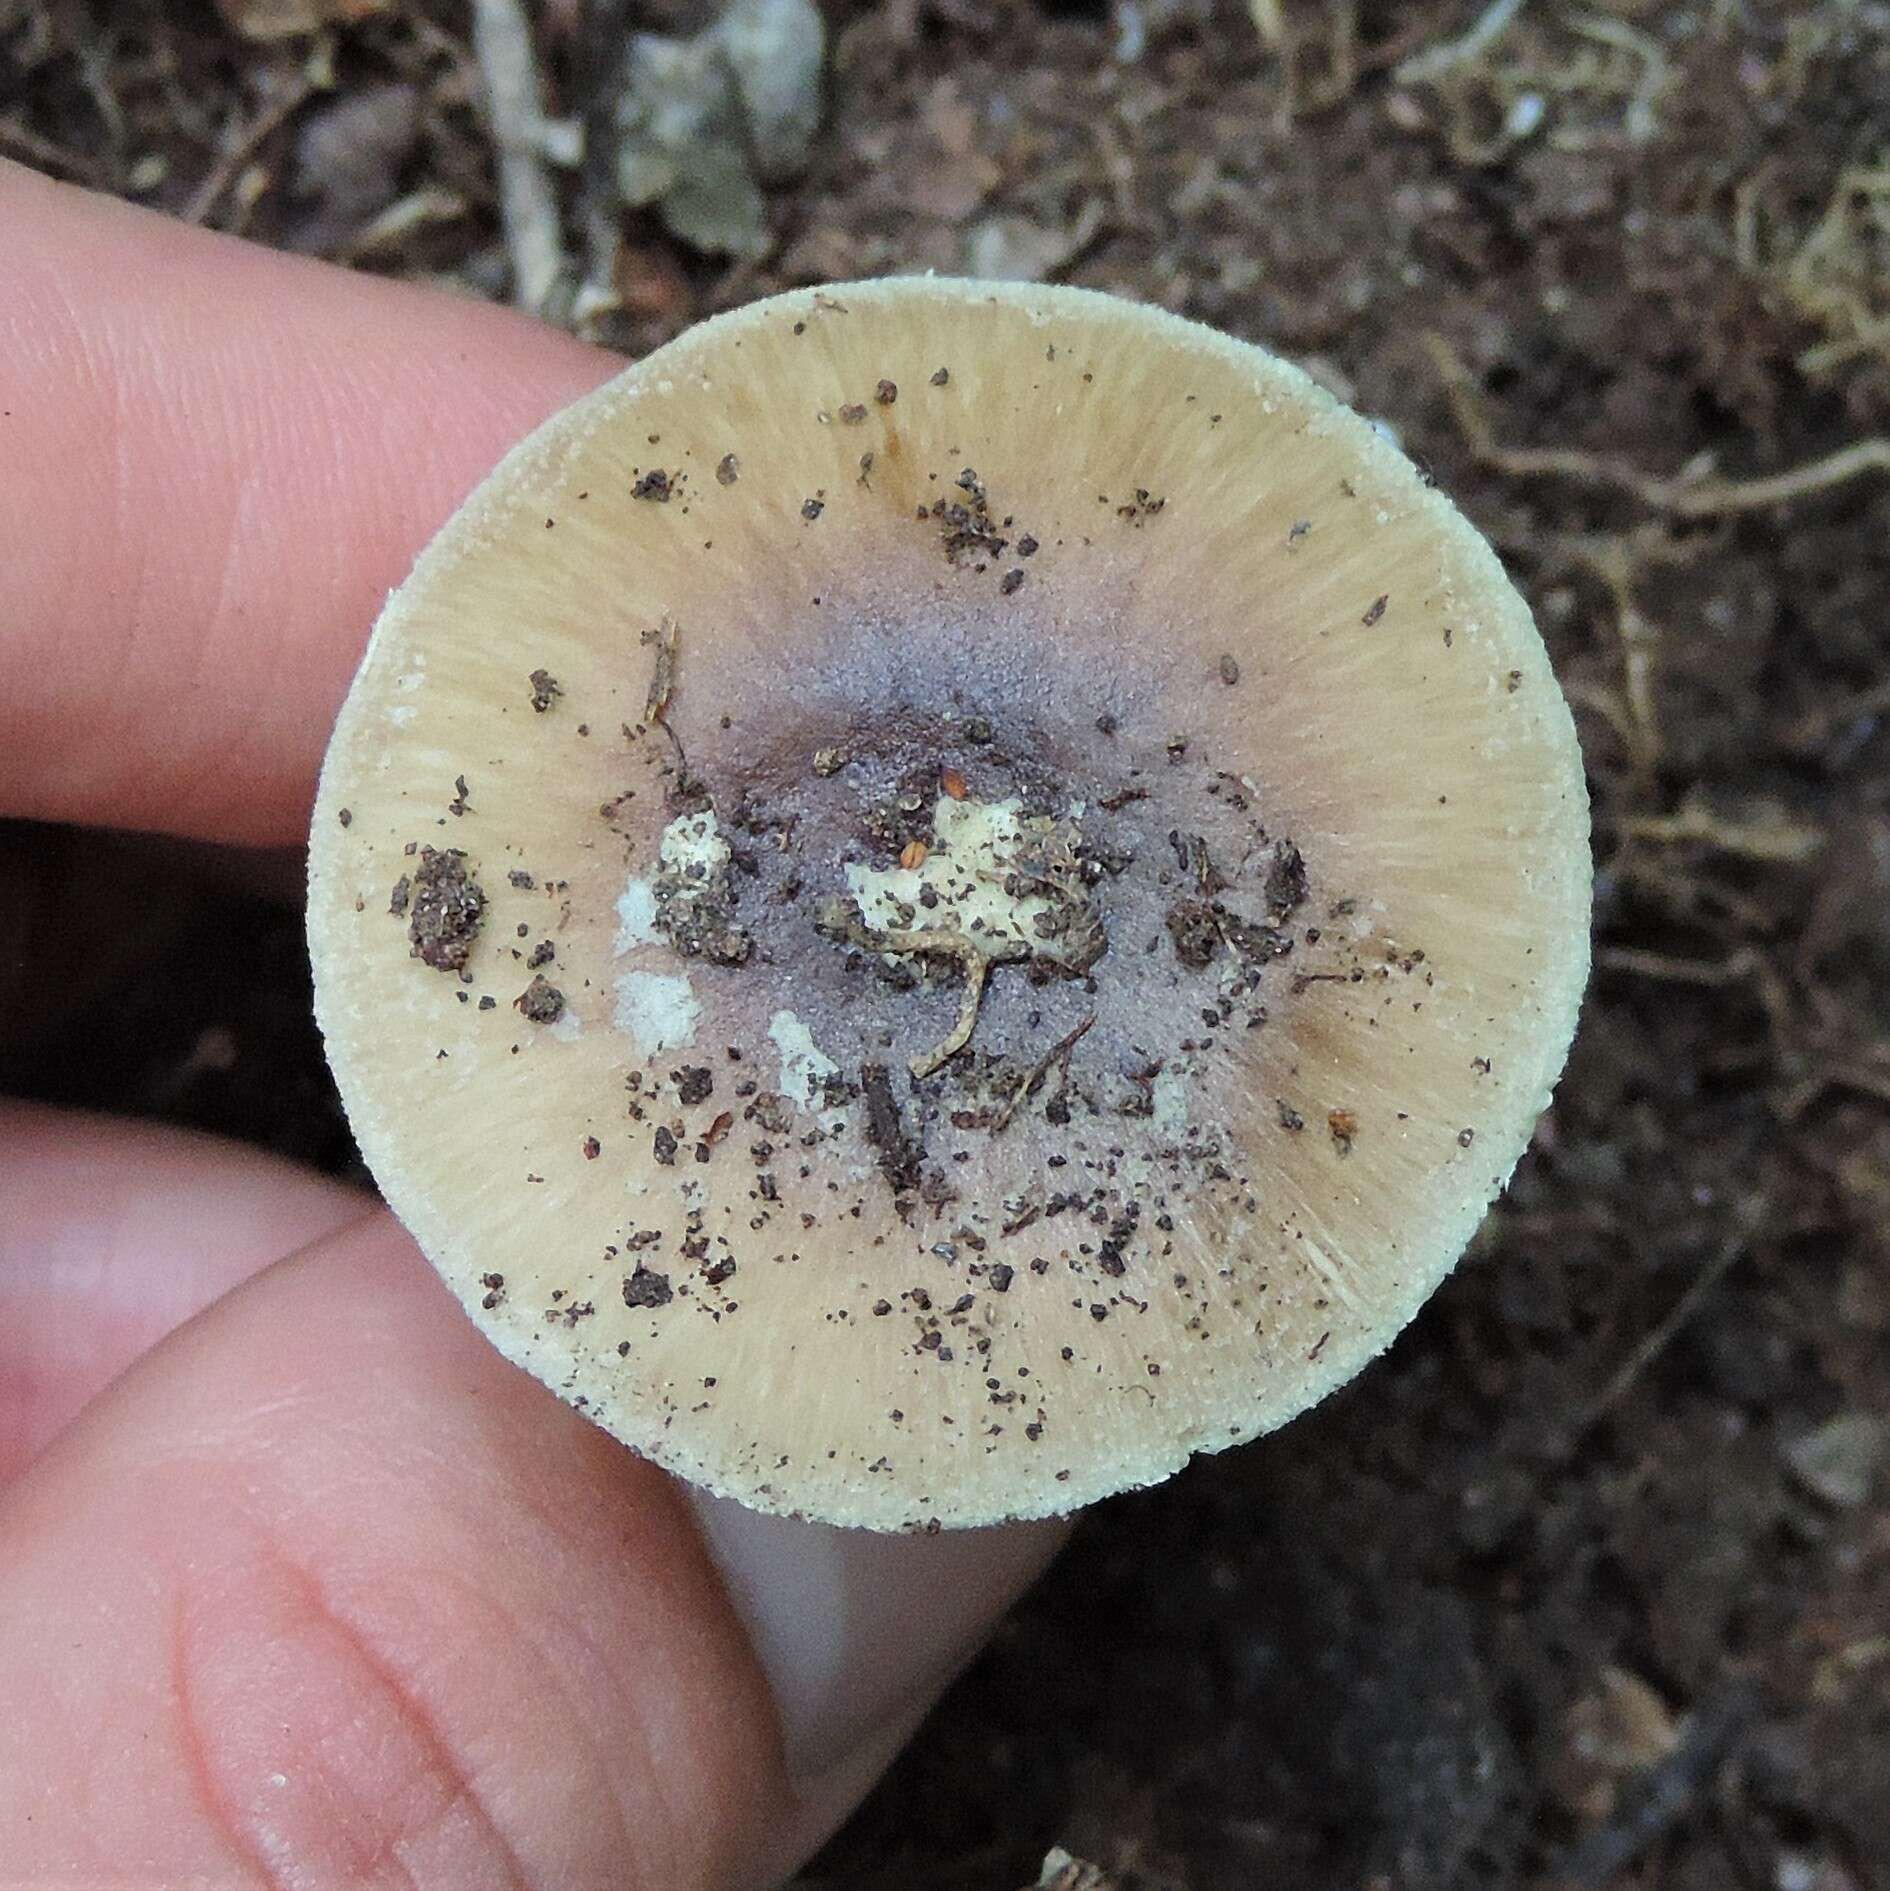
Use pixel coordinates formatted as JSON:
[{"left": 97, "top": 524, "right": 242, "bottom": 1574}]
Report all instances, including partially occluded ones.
[
  {"left": 0, "top": 1211, "right": 1064, "bottom": 1887},
  {"left": 0, "top": 1102, "right": 369, "bottom": 1482},
  {"left": 0, "top": 160, "right": 615, "bottom": 847}
]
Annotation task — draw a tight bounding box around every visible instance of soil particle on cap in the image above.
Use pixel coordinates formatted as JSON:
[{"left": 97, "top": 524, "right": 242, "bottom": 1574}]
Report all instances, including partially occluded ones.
[
  {"left": 839, "top": 402, "right": 868, "bottom": 425},
  {"left": 1000, "top": 568, "right": 1026, "bottom": 595},
  {"left": 507, "top": 870, "right": 536, "bottom": 890},
  {"left": 1278, "top": 1100, "right": 1306, "bottom": 1132},
  {"left": 802, "top": 496, "right": 825, "bottom": 520},
  {"left": 862, "top": 1061, "right": 922, "bottom": 1194},
  {"left": 404, "top": 847, "right": 485, "bottom": 973},
  {"left": 632, "top": 467, "right": 674, "bottom": 501},
  {"left": 1265, "top": 842, "right": 1309, "bottom": 918},
  {"left": 875, "top": 379, "right": 898, "bottom": 404},
  {"left": 653, "top": 1125, "right": 679, "bottom": 1164},
  {"left": 1328, "top": 1108, "right": 1358, "bottom": 1154},
  {"left": 924, "top": 466, "right": 1011, "bottom": 571},
  {"left": 930, "top": 366, "right": 950, "bottom": 385},
  {"left": 528, "top": 668, "right": 562, "bottom": 712},
  {"left": 582, "top": 1136, "right": 601, "bottom": 1159},
  {"left": 525, "top": 939, "right": 555, "bottom": 969},
  {"left": 673, "top": 1064, "right": 714, "bottom": 1106},
  {"left": 651, "top": 822, "right": 752, "bottom": 967},
  {"left": 623, "top": 1268, "right": 673, "bottom": 1309},
  {"left": 480, "top": 1271, "right": 506, "bottom": 1309},
  {"left": 1165, "top": 900, "right": 1222, "bottom": 969},
  {"left": 447, "top": 774, "right": 471, "bottom": 816},
  {"left": 337, "top": 807, "right": 352, "bottom": 827},
  {"left": 515, "top": 974, "right": 565, "bottom": 1023},
  {"left": 1362, "top": 593, "right": 1389, "bottom": 627},
  {"left": 1219, "top": 654, "right": 1241, "bottom": 685},
  {"left": 643, "top": 616, "right": 679, "bottom": 725},
  {"left": 715, "top": 453, "right": 739, "bottom": 486},
  {"left": 389, "top": 875, "right": 412, "bottom": 917}
]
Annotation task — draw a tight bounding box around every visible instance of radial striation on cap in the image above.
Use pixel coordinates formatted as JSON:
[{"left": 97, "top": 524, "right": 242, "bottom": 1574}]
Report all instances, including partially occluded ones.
[{"left": 308, "top": 278, "right": 1591, "bottom": 1531}]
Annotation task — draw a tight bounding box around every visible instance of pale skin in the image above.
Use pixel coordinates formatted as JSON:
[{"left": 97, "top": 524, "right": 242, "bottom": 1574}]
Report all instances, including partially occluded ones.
[{"left": 0, "top": 159, "right": 1066, "bottom": 1889}]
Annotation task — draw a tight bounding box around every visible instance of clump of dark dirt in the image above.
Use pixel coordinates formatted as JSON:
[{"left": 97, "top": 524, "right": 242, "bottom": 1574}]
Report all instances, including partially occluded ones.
[
  {"left": 400, "top": 845, "right": 485, "bottom": 973},
  {"left": 5, "top": 4, "right": 1889, "bottom": 1889}
]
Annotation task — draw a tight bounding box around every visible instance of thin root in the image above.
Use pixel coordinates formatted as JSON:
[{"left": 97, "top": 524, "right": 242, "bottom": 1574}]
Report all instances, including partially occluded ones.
[{"left": 1426, "top": 332, "right": 1890, "bottom": 515}]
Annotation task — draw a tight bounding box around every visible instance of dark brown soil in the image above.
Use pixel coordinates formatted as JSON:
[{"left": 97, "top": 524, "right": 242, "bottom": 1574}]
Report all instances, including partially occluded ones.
[{"left": 5, "top": 4, "right": 1889, "bottom": 1888}]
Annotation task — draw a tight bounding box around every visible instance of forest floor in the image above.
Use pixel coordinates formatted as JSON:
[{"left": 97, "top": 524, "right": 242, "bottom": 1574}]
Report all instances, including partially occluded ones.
[{"left": 4, "top": 2, "right": 1889, "bottom": 1886}]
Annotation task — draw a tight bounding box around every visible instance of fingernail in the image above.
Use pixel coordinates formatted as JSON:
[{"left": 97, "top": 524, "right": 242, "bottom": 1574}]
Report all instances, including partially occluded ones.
[{"left": 689, "top": 1491, "right": 1069, "bottom": 1782}]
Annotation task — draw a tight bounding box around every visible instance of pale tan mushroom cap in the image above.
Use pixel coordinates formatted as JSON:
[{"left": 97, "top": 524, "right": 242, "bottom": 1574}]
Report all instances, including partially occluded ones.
[{"left": 308, "top": 279, "right": 1590, "bottom": 1530}]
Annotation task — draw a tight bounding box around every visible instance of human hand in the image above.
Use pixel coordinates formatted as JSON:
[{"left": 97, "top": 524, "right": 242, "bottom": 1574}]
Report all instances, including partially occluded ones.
[{"left": 0, "top": 158, "right": 1066, "bottom": 1887}]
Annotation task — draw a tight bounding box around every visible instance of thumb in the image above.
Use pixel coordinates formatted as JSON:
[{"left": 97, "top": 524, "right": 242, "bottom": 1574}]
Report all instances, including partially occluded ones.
[{"left": 0, "top": 1209, "right": 1063, "bottom": 1888}]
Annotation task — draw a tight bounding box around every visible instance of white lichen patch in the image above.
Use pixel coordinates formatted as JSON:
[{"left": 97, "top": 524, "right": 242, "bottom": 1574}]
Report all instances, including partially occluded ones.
[
  {"left": 615, "top": 968, "right": 700, "bottom": 1051},
  {"left": 845, "top": 797, "right": 1049, "bottom": 956},
  {"left": 615, "top": 876, "right": 660, "bottom": 953},
  {"left": 769, "top": 1009, "right": 847, "bottom": 1129}
]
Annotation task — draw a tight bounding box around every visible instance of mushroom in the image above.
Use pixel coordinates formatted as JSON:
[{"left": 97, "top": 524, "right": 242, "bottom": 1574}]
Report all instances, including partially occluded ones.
[{"left": 308, "top": 280, "right": 1590, "bottom": 1531}]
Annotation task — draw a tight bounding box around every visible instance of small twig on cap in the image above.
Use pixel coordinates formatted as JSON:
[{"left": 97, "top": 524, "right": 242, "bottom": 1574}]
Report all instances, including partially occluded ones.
[
  {"left": 816, "top": 902, "right": 1029, "bottom": 1079},
  {"left": 994, "top": 1013, "right": 1096, "bottom": 1131},
  {"left": 471, "top": 0, "right": 567, "bottom": 314}
]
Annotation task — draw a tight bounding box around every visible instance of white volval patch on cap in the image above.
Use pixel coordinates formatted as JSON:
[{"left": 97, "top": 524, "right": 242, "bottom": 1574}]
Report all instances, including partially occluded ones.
[
  {"left": 660, "top": 808, "right": 730, "bottom": 876},
  {"left": 1152, "top": 1060, "right": 1194, "bottom": 1137},
  {"left": 769, "top": 1009, "right": 847, "bottom": 1129},
  {"left": 615, "top": 969, "right": 699, "bottom": 1051},
  {"left": 845, "top": 796, "right": 1046, "bottom": 950},
  {"left": 615, "top": 877, "right": 660, "bottom": 952}
]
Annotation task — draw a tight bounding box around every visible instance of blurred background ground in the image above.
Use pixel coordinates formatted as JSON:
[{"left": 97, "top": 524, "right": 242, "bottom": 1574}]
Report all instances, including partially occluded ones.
[{"left": 4, "top": 2, "right": 1890, "bottom": 1887}]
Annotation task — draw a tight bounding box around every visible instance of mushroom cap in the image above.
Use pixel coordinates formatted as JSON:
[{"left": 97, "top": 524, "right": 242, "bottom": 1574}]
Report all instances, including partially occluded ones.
[{"left": 308, "top": 278, "right": 1590, "bottom": 1531}]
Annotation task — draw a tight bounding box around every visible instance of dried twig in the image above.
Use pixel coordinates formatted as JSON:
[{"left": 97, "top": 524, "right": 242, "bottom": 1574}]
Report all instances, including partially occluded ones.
[
  {"left": 1578, "top": 1233, "right": 1745, "bottom": 1429},
  {"left": 470, "top": 0, "right": 566, "bottom": 314},
  {"left": 994, "top": 1013, "right": 1096, "bottom": 1131},
  {"left": 1426, "top": 331, "right": 1890, "bottom": 515},
  {"left": 816, "top": 904, "right": 1028, "bottom": 1080},
  {"left": 184, "top": 69, "right": 315, "bottom": 225},
  {"left": 643, "top": 615, "right": 679, "bottom": 725},
  {"left": 0, "top": 115, "right": 115, "bottom": 188}
]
